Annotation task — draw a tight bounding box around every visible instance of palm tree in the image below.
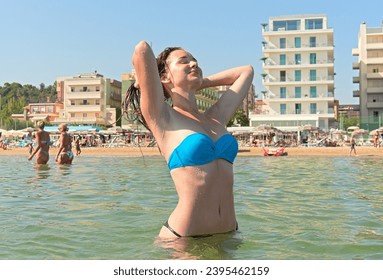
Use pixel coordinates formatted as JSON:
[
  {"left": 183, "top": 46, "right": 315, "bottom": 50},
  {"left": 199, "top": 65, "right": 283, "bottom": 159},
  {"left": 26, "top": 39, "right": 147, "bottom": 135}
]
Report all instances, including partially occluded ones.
[
  {"left": 261, "top": 23, "right": 268, "bottom": 32},
  {"left": 261, "top": 73, "right": 267, "bottom": 81}
]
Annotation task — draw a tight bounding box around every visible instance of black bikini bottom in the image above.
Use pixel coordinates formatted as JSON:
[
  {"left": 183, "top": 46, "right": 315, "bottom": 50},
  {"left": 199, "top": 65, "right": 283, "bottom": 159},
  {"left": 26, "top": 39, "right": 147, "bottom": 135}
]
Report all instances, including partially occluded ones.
[{"left": 163, "top": 220, "right": 238, "bottom": 238}]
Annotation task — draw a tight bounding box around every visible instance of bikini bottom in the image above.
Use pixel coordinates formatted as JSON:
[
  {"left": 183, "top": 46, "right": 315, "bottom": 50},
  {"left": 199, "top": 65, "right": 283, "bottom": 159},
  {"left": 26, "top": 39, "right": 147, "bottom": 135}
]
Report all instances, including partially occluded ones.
[
  {"left": 61, "top": 151, "right": 74, "bottom": 160},
  {"left": 163, "top": 220, "right": 238, "bottom": 238}
]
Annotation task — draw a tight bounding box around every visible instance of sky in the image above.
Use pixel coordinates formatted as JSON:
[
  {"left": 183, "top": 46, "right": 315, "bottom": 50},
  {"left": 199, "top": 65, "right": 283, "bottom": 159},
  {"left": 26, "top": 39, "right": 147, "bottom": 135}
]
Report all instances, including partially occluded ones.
[{"left": 0, "top": 0, "right": 382, "bottom": 104}]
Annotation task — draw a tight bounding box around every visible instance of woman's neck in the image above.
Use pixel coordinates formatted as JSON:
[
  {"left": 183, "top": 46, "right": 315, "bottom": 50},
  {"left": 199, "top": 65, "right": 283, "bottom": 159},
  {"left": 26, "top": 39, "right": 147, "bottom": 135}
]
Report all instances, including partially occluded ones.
[{"left": 171, "top": 89, "right": 199, "bottom": 115}]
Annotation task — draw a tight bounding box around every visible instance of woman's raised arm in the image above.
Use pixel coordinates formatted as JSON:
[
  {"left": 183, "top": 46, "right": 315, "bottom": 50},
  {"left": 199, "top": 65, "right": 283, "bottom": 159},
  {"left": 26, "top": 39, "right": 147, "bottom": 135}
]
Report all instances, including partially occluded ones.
[
  {"left": 203, "top": 65, "right": 254, "bottom": 124},
  {"left": 132, "top": 41, "right": 168, "bottom": 129}
]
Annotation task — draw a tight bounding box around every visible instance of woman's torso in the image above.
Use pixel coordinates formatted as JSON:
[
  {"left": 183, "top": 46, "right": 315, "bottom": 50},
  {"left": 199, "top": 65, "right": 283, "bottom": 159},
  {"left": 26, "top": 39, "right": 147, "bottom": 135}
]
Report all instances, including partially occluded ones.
[
  {"left": 60, "top": 133, "right": 72, "bottom": 151},
  {"left": 36, "top": 131, "right": 50, "bottom": 163},
  {"left": 157, "top": 107, "right": 237, "bottom": 237}
]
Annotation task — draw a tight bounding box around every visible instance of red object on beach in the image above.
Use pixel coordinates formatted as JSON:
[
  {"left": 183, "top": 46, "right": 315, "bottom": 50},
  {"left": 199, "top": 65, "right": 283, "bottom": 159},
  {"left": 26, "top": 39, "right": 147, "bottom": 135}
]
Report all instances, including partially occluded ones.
[{"left": 263, "top": 147, "right": 287, "bottom": 156}]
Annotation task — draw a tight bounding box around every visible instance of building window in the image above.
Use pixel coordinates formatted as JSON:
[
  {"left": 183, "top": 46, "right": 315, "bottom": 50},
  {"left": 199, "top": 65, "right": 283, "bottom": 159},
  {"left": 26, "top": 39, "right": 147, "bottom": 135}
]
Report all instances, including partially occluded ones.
[
  {"left": 71, "top": 87, "right": 75, "bottom": 92},
  {"left": 310, "top": 36, "right": 316, "bottom": 48},
  {"left": 83, "top": 86, "right": 88, "bottom": 92},
  {"left": 47, "top": 106, "right": 53, "bottom": 113},
  {"left": 310, "top": 70, "right": 316, "bottom": 81},
  {"left": 295, "top": 70, "right": 301, "bottom": 81},
  {"left": 295, "top": 37, "right": 301, "bottom": 48},
  {"left": 280, "top": 54, "right": 286, "bottom": 65},
  {"left": 305, "top": 19, "right": 323, "bottom": 30},
  {"left": 82, "top": 100, "right": 88, "bottom": 105},
  {"left": 280, "top": 104, "right": 287, "bottom": 114},
  {"left": 280, "top": 71, "right": 286, "bottom": 82},
  {"left": 273, "top": 20, "right": 300, "bottom": 31},
  {"left": 83, "top": 113, "right": 87, "bottom": 118},
  {"left": 373, "top": 111, "right": 379, "bottom": 121},
  {"left": 280, "top": 87, "right": 286, "bottom": 98},
  {"left": 96, "top": 86, "right": 100, "bottom": 92},
  {"left": 310, "top": 86, "right": 317, "bottom": 98},
  {"left": 295, "top": 103, "right": 301, "bottom": 114},
  {"left": 310, "top": 53, "right": 316, "bottom": 64},
  {"left": 295, "top": 54, "right": 301, "bottom": 65},
  {"left": 295, "top": 87, "right": 301, "bottom": 98},
  {"left": 70, "top": 113, "right": 75, "bottom": 118},
  {"left": 96, "top": 99, "right": 100, "bottom": 105},
  {"left": 310, "top": 103, "right": 317, "bottom": 114},
  {"left": 71, "top": 100, "right": 75, "bottom": 106},
  {"left": 280, "top": 38, "right": 286, "bottom": 49}
]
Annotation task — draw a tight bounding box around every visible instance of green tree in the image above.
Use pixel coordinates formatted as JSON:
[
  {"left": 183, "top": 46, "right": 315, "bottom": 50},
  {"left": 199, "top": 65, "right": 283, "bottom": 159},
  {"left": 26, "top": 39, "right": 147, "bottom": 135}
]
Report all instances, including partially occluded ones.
[
  {"left": 227, "top": 110, "right": 249, "bottom": 127},
  {"left": 343, "top": 116, "right": 359, "bottom": 130},
  {"left": 0, "top": 81, "right": 57, "bottom": 129}
]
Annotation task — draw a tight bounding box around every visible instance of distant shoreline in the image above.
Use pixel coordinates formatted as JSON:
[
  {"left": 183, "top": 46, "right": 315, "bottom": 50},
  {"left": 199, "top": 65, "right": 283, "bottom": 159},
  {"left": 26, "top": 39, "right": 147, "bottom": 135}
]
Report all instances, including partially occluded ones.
[{"left": 2, "top": 146, "right": 383, "bottom": 157}]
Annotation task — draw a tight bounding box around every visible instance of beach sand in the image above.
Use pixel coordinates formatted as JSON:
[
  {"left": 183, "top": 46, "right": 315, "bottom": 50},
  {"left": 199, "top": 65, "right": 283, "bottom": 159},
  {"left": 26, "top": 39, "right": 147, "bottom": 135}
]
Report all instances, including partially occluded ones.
[{"left": 2, "top": 146, "right": 383, "bottom": 157}]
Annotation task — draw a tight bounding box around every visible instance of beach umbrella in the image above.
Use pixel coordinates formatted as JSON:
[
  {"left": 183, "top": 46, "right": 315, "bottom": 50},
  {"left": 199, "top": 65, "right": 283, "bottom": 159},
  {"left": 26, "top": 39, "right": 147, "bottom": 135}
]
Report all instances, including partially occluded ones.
[
  {"left": 351, "top": 128, "right": 368, "bottom": 137},
  {"left": 21, "top": 127, "right": 35, "bottom": 132},
  {"left": 298, "top": 124, "right": 319, "bottom": 131},
  {"left": 332, "top": 129, "right": 346, "bottom": 135},
  {"left": 253, "top": 124, "right": 273, "bottom": 131}
]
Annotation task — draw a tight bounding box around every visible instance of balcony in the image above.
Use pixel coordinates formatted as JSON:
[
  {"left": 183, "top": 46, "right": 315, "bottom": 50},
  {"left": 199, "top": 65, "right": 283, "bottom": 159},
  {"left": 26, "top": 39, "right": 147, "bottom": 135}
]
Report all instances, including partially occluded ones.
[
  {"left": 263, "top": 60, "right": 334, "bottom": 70},
  {"left": 367, "top": 101, "right": 383, "bottom": 108},
  {"left": 353, "top": 76, "right": 360, "bottom": 83},
  {"left": 366, "top": 86, "right": 383, "bottom": 94},
  {"left": 263, "top": 44, "right": 334, "bottom": 54},
  {"left": 367, "top": 57, "right": 383, "bottom": 64},
  {"left": 66, "top": 105, "right": 101, "bottom": 112},
  {"left": 366, "top": 72, "right": 383, "bottom": 79},
  {"left": 366, "top": 42, "right": 383, "bottom": 50},
  {"left": 353, "top": 90, "right": 360, "bottom": 97},
  {"left": 66, "top": 91, "right": 101, "bottom": 99},
  {"left": 352, "top": 48, "right": 359, "bottom": 56},
  {"left": 264, "top": 76, "right": 334, "bottom": 86},
  {"left": 352, "top": 62, "right": 360, "bottom": 70}
]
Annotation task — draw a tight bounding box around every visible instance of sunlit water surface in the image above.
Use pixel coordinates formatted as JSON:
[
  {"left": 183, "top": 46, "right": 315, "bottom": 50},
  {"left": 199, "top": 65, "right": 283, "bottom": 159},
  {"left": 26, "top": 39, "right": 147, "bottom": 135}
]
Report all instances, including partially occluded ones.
[{"left": 0, "top": 154, "right": 382, "bottom": 259}]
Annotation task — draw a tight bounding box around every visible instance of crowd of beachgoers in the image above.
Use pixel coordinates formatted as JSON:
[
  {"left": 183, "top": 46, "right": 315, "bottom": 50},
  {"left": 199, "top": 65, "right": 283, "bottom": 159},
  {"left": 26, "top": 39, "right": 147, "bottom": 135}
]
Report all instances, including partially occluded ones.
[{"left": 1, "top": 125, "right": 382, "bottom": 155}]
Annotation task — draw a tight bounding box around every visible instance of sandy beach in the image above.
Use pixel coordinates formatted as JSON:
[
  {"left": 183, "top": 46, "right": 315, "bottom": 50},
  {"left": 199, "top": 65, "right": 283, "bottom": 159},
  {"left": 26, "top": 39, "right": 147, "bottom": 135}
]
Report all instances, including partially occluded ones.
[{"left": 2, "top": 145, "right": 383, "bottom": 157}]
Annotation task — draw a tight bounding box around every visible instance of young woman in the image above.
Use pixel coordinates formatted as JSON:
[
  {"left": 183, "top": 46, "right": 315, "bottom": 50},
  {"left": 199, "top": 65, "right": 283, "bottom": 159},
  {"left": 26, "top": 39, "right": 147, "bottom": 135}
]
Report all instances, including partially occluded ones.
[
  {"left": 127, "top": 41, "right": 254, "bottom": 238},
  {"left": 28, "top": 121, "right": 51, "bottom": 164},
  {"left": 55, "top": 123, "right": 74, "bottom": 164}
]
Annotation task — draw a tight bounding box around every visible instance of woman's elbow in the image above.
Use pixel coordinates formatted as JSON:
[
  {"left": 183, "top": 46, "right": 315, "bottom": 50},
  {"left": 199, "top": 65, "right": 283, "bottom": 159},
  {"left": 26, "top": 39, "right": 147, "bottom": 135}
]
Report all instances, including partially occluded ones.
[
  {"left": 134, "top": 41, "right": 151, "bottom": 57},
  {"left": 246, "top": 65, "right": 254, "bottom": 76}
]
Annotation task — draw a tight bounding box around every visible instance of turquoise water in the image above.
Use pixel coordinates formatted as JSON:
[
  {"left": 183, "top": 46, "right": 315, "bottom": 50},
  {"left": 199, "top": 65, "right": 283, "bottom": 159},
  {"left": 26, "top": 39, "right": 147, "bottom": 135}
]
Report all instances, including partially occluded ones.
[{"left": 0, "top": 154, "right": 382, "bottom": 260}]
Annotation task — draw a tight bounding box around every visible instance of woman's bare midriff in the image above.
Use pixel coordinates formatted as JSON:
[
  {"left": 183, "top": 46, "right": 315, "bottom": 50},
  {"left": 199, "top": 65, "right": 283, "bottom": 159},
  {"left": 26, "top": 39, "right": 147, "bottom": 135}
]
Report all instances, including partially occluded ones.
[{"left": 159, "top": 159, "right": 237, "bottom": 238}]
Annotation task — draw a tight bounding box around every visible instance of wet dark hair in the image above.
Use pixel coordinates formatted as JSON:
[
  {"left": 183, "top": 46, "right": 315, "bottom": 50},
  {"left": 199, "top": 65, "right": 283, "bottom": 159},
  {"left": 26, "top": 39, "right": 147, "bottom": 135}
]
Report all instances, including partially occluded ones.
[{"left": 123, "top": 47, "right": 182, "bottom": 131}]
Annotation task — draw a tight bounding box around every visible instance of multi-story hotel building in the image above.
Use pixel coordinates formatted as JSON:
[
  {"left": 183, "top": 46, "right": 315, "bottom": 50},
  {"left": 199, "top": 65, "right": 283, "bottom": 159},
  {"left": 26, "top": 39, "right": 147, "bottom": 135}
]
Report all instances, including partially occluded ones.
[
  {"left": 250, "top": 14, "right": 336, "bottom": 131},
  {"left": 55, "top": 73, "right": 121, "bottom": 127},
  {"left": 352, "top": 21, "right": 383, "bottom": 130}
]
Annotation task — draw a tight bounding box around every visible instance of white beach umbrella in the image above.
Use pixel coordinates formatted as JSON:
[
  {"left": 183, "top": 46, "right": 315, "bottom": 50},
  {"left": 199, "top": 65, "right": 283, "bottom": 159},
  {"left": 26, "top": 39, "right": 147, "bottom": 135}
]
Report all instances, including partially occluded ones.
[
  {"left": 332, "top": 129, "right": 347, "bottom": 135},
  {"left": 351, "top": 129, "right": 368, "bottom": 137}
]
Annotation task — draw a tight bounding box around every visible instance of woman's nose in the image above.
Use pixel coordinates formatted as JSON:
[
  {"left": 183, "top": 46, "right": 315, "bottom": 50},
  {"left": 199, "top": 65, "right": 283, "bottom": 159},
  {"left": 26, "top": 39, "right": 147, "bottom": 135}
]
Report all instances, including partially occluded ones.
[{"left": 190, "top": 60, "right": 198, "bottom": 68}]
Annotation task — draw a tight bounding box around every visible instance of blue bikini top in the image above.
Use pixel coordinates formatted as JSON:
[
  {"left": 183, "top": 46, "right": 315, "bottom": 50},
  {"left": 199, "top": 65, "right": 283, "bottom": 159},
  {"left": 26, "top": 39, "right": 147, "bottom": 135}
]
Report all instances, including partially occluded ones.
[{"left": 167, "top": 133, "right": 238, "bottom": 171}]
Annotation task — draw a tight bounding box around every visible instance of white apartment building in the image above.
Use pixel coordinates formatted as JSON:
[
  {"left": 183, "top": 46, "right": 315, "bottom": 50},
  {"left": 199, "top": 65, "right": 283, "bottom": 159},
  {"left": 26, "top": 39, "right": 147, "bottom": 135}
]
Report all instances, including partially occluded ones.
[
  {"left": 352, "top": 21, "right": 383, "bottom": 130},
  {"left": 250, "top": 14, "right": 336, "bottom": 131},
  {"left": 55, "top": 73, "right": 121, "bottom": 127}
]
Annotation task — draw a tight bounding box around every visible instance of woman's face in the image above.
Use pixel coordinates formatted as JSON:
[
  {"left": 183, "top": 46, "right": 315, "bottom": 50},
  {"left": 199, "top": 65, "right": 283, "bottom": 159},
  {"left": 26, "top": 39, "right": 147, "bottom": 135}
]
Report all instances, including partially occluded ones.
[{"left": 164, "top": 49, "right": 203, "bottom": 89}]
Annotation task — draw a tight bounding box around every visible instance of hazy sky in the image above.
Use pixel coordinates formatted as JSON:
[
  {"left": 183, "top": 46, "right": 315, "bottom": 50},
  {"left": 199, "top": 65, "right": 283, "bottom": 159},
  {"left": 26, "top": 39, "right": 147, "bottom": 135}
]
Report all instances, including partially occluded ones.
[{"left": 1, "top": 0, "right": 382, "bottom": 104}]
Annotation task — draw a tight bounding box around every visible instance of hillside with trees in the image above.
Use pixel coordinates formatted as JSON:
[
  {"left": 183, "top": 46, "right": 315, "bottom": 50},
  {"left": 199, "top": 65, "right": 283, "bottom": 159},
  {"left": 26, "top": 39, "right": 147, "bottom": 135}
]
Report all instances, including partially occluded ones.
[{"left": 0, "top": 82, "right": 57, "bottom": 130}]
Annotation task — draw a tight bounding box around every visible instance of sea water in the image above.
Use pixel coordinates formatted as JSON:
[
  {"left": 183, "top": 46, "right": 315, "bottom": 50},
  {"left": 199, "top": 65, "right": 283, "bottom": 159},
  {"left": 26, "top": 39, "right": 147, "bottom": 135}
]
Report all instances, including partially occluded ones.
[{"left": 0, "top": 154, "right": 382, "bottom": 260}]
